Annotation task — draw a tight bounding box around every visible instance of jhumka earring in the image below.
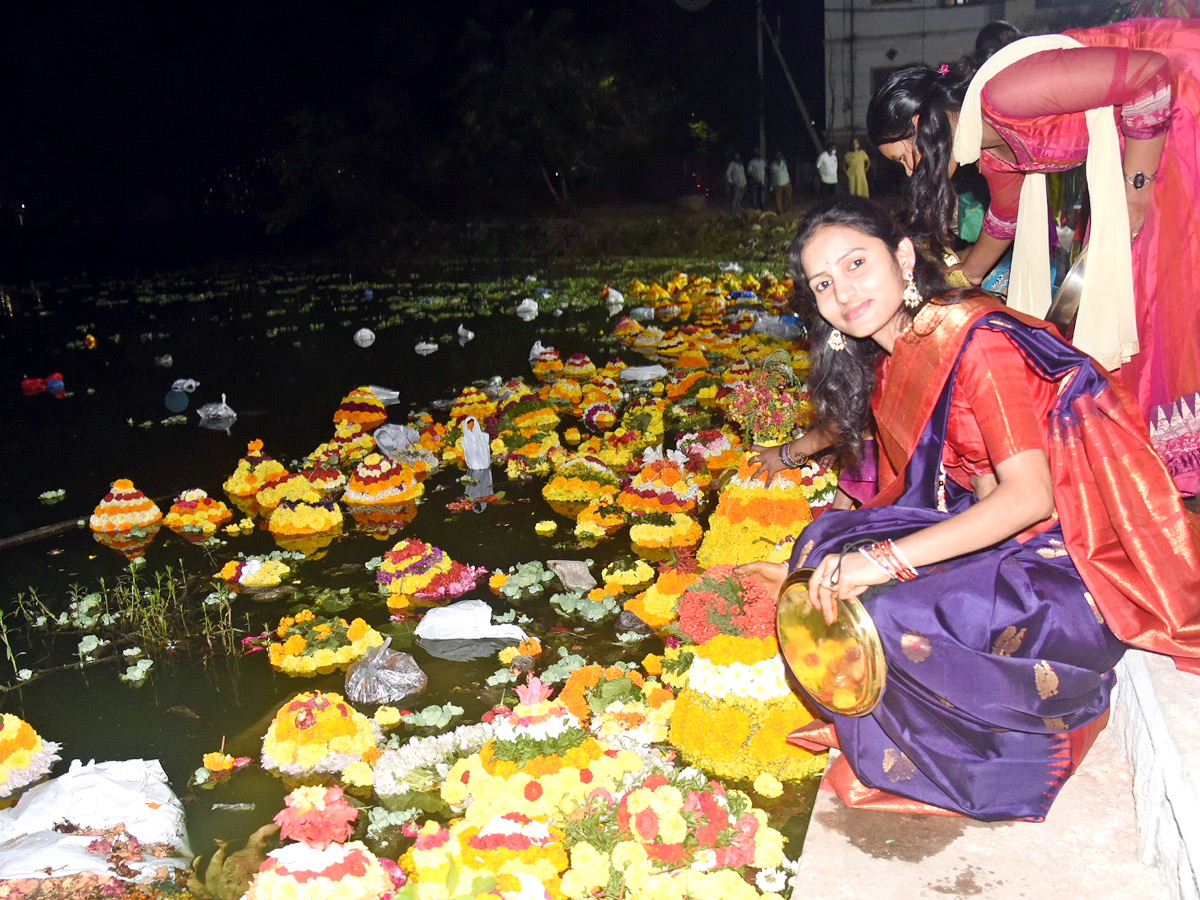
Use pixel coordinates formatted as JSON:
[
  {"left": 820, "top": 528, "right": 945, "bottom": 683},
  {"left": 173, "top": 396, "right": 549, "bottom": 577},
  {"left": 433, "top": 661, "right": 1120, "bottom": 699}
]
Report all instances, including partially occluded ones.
[
  {"left": 903, "top": 273, "right": 923, "bottom": 310},
  {"left": 827, "top": 328, "right": 846, "bottom": 352}
]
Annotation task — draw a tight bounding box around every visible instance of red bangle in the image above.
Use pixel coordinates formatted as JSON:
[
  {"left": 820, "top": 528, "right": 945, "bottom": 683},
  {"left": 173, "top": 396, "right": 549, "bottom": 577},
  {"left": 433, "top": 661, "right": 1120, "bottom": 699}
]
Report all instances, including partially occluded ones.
[{"left": 862, "top": 539, "right": 918, "bottom": 582}]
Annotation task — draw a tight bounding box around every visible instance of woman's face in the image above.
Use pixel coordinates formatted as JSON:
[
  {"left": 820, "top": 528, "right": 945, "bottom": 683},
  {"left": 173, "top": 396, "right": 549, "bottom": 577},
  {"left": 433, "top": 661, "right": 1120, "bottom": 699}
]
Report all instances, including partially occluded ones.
[
  {"left": 878, "top": 138, "right": 918, "bottom": 176},
  {"left": 801, "top": 223, "right": 915, "bottom": 349}
]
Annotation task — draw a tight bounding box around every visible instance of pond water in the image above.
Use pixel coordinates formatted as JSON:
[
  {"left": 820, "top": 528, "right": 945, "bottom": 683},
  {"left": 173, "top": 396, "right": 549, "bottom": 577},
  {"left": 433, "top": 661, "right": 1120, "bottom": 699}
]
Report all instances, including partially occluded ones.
[{"left": 0, "top": 259, "right": 819, "bottom": 880}]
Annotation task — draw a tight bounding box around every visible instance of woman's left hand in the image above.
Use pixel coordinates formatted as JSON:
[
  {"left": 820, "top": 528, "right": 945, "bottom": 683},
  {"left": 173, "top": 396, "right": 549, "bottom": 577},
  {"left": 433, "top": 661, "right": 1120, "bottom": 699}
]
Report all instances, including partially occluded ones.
[
  {"left": 1126, "top": 181, "right": 1154, "bottom": 241},
  {"left": 807, "top": 551, "right": 890, "bottom": 625}
]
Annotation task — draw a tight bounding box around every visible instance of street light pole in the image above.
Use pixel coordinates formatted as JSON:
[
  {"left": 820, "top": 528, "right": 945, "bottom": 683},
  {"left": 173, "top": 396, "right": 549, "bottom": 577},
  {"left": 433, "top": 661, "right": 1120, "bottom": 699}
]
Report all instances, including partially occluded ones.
[{"left": 757, "top": 0, "right": 766, "bottom": 161}]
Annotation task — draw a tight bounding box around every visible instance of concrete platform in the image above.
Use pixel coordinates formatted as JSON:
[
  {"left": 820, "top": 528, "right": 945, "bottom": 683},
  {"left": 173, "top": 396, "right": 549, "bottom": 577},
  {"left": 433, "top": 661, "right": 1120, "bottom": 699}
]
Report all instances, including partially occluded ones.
[{"left": 790, "top": 698, "right": 1172, "bottom": 900}]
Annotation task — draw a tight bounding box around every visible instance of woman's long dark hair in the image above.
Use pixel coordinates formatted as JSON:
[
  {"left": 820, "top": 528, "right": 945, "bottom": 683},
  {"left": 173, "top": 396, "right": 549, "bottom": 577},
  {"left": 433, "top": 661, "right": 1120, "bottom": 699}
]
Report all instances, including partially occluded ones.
[
  {"left": 789, "top": 197, "right": 952, "bottom": 464},
  {"left": 866, "top": 63, "right": 974, "bottom": 247}
]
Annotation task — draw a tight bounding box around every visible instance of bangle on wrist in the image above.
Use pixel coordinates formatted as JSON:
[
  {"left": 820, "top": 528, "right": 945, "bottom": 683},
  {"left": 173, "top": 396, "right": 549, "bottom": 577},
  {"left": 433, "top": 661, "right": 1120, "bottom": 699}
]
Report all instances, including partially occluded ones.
[
  {"left": 861, "top": 539, "right": 918, "bottom": 582},
  {"left": 1123, "top": 170, "right": 1157, "bottom": 190}
]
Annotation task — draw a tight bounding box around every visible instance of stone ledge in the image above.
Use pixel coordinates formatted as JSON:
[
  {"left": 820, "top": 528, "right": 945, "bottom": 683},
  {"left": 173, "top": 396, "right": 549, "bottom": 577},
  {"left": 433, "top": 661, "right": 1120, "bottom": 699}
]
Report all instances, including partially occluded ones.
[
  {"left": 1112, "top": 652, "right": 1200, "bottom": 900},
  {"left": 790, "top": 710, "right": 1170, "bottom": 900}
]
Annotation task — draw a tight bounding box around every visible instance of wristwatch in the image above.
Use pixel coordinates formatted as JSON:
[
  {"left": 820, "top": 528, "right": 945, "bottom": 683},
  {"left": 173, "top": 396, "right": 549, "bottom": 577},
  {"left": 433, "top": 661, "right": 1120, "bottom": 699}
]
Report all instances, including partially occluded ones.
[{"left": 1123, "top": 171, "right": 1157, "bottom": 190}]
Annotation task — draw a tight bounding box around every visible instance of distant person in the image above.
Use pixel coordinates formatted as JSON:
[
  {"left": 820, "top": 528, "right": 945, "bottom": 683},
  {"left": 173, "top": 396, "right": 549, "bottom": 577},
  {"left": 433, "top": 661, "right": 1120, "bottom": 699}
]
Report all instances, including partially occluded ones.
[
  {"left": 816, "top": 143, "right": 839, "bottom": 197},
  {"left": 844, "top": 137, "right": 872, "bottom": 197},
  {"left": 974, "top": 19, "right": 1023, "bottom": 65},
  {"left": 726, "top": 153, "right": 747, "bottom": 214},
  {"left": 770, "top": 151, "right": 792, "bottom": 213},
  {"left": 747, "top": 151, "right": 767, "bottom": 209}
]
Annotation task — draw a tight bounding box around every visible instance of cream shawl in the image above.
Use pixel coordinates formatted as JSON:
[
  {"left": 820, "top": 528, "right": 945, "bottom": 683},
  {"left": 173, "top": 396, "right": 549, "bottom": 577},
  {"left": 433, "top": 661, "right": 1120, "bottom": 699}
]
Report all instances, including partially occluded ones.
[{"left": 952, "top": 34, "right": 1140, "bottom": 369}]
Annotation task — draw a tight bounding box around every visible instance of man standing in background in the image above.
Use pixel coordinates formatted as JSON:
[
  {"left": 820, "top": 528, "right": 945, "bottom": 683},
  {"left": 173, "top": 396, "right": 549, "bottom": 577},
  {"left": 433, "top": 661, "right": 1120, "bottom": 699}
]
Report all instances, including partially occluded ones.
[
  {"left": 725, "top": 152, "right": 747, "bottom": 214},
  {"left": 816, "top": 143, "right": 838, "bottom": 197},
  {"left": 769, "top": 151, "right": 791, "bottom": 214},
  {"left": 746, "top": 151, "right": 767, "bottom": 210}
]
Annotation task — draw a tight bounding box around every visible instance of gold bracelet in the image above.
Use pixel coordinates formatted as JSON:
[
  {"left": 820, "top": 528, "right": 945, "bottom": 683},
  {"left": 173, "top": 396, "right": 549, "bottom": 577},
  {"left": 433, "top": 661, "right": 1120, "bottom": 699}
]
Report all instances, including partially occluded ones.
[{"left": 945, "top": 269, "right": 972, "bottom": 289}]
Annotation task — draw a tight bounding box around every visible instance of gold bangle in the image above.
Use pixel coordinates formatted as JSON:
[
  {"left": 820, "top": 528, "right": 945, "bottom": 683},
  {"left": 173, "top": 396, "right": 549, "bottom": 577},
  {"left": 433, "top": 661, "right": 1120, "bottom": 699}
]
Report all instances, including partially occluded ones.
[{"left": 945, "top": 269, "right": 972, "bottom": 289}]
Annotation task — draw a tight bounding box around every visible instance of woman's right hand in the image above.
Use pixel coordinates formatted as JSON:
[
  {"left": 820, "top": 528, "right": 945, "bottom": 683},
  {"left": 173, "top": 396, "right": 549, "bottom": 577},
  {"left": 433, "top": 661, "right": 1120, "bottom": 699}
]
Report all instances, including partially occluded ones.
[
  {"left": 733, "top": 561, "right": 789, "bottom": 599},
  {"left": 747, "top": 443, "right": 789, "bottom": 487}
]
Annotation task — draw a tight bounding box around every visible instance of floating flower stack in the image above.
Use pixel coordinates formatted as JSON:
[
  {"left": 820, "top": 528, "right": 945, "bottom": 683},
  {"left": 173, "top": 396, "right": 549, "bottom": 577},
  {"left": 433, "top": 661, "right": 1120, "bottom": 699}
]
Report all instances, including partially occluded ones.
[
  {"left": 256, "top": 473, "right": 318, "bottom": 518},
  {"left": 376, "top": 538, "right": 485, "bottom": 611},
  {"left": 261, "top": 691, "right": 382, "bottom": 781},
  {"left": 531, "top": 346, "right": 563, "bottom": 382},
  {"left": 162, "top": 488, "right": 233, "bottom": 543},
  {"left": 302, "top": 463, "right": 348, "bottom": 501},
  {"left": 677, "top": 428, "right": 743, "bottom": 475},
  {"left": 697, "top": 455, "right": 814, "bottom": 567},
  {"left": 333, "top": 386, "right": 388, "bottom": 433},
  {"left": 541, "top": 455, "right": 622, "bottom": 516},
  {"left": 562, "top": 353, "right": 595, "bottom": 380},
  {"left": 218, "top": 556, "right": 293, "bottom": 590},
  {"left": 558, "top": 767, "right": 790, "bottom": 900},
  {"left": 0, "top": 714, "right": 61, "bottom": 799},
  {"left": 440, "top": 677, "right": 644, "bottom": 826},
  {"left": 88, "top": 478, "right": 163, "bottom": 560},
  {"left": 268, "top": 494, "right": 344, "bottom": 557},
  {"left": 245, "top": 785, "right": 397, "bottom": 900},
  {"left": 223, "top": 439, "right": 290, "bottom": 520},
  {"left": 325, "top": 422, "right": 377, "bottom": 470},
  {"left": 263, "top": 610, "right": 384, "bottom": 676},
  {"left": 448, "top": 386, "right": 496, "bottom": 427},
  {"left": 618, "top": 456, "right": 704, "bottom": 515},
  {"left": 667, "top": 566, "right": 824, "bottom": 784},
  {"left": 558, "top": 664, "right": 674, "bottom": 746},
  {"left": 629, "top": 511, "right": 703, "bottom": 556},
  {"left": 342, "top": 453, "right": 424, "bottom": 539},
  {"left": 573, "top": 499, "right": 627, "bottom": 542}
]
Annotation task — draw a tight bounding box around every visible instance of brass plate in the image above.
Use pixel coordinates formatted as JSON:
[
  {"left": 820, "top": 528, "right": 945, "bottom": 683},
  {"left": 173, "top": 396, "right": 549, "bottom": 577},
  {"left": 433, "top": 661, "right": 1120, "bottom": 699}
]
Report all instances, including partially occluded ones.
[{"left": 776, "top": 568, "right": 887, "bottom": 716}]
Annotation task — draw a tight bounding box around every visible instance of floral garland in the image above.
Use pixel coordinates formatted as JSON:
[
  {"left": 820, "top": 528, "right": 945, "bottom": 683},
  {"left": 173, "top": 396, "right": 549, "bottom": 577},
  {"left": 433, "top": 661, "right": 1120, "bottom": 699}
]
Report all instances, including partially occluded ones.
[
  {"left": 257, "top": 609, "right": 384, "bottom": 677},
  {"left": 162, "top": 488, "right": 233, "bottom": 542},
  {"left": 0, "top": 714, "right": 60, "bottom": 798},
  {"left": 260, "top": 691, "right": 382, "bottom": 779},
  {"left": 376, "top": 538, "right": 485, "bottom": 611}
]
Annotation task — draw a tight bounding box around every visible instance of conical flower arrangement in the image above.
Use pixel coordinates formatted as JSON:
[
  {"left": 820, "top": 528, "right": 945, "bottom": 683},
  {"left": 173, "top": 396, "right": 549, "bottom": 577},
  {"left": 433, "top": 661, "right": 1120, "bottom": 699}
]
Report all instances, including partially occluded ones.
[{"left": 89, "top": 478, "right": 162, "bottom": 560}]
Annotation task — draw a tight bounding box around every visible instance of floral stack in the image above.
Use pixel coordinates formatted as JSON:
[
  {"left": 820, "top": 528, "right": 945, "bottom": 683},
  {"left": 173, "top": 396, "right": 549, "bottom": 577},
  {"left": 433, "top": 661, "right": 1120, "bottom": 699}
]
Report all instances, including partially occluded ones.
[
  {"left": 376, "top": 538, "right": 486, "bottom": 612},
  {"left": 530, "top": 345, "right": 563, "bottom": 382},
  {"left": 677, "top": 428, "right": 743, "bottom": 476},
  {"left": 447, "top": 386, "right": 496, "bottom": 429},
  {"left": 439, "top": 677, "right": 644, "bottom": 826},
  {"left": 223, "top": 439, "right": 290, "bottom": 521},
  {"left": 557, "top": 663, "right": 675, "bottom": 749},
  {"left": 244, "top": 784, "right": 400, "bottom": 900},
  {"left": 697, "top": 454, "right": 813, "bottom": 568},
  {"left": 541, "top": 455, "right": 622, "bottom": 517},
  {"left": 628, "top": 510, "right": 703, "bottom": 559},
  {"left": 88, "top": 478, "right": 162, "bottom": 560},
  {"left": 261, "top": 609, "right": 384, "bottom": 677},
  {"left": 622, "top": 555, "right": 702, "bottom": 633},
  {"left": 342, "top": 453, "right": 423, "bottom": 540},
  {"left": 218, "top": 556, "right": 292, "bottom": 591},
  {"left": 260, "top": 691, "right": 382, "bottom": 784},
  {"left": 268, "top": 491, "right": 344, "bottom": 558},
  {"left": 0, "top": 714, "right": 61, "bottom": 801},
  {"left": 324, "top": 421, "right": 377, "bottom": 470},
  {"left": 667, "top": 566, "right": 824, "bottom": 784},
  {"left": 573, "top": 499, "right": 627, "bottom": 542},
  {"left": 162, "top": 488, "right": 233, "bottom": 543},
  {"left": 618, "top": 452, "right": 704, "bottom": 516},
  {"left": 333, "top": 386, "right": 388, "bottom": 433}
]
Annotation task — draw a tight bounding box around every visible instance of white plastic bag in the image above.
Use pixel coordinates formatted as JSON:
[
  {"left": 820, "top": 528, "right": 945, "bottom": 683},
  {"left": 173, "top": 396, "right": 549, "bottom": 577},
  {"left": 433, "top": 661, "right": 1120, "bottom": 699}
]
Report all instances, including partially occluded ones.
[
  {"left": 459, "top": 416, "right": 492, "bottom": 469},
  {"left": 0, "top": 758, "right": 192, "bottom": 881},
  {"left": 516, "top": 298, "right": 539, "bottom": 321},
  {"left": 375, "top": 424, "right": 420, "bottom": 458},
  {"left": 414, "top": 599, "right": 528, "bottom": 642}
]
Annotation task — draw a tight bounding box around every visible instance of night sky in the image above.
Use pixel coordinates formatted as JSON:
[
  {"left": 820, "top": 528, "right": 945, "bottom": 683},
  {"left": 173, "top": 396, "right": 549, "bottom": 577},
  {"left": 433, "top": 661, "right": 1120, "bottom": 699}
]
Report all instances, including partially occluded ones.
[{"left": 0, "top": 1, "right": 824, "bottom": 232}]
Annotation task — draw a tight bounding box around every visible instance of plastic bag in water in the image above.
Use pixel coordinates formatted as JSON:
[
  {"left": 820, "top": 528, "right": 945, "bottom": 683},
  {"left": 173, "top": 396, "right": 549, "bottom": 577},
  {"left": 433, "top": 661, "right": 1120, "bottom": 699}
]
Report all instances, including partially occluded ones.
[{"left": 344, "top": 638, "right": 428, "bottom": 705}]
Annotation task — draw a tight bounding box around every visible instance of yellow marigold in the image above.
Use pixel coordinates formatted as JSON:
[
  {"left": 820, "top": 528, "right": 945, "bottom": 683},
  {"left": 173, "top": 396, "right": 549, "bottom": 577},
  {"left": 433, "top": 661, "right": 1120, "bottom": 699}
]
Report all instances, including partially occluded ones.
[
  {"left": 642, "top": 653, "right": 663, "bottom": 676},
  {"left": 275, "top": 616, "right": 295, "bottom": 638},
  {"left": 535, "top": 520, "right": 558, "bottom": 536},
  {"left": 374, "top": 706, "right": 402, "bottom": 728},
  {"left": 346, "top": 618, "right": 370, "bottom": 642},
  {"left": 342, "top": 761, "right": 374, "bottom": 788},
  {"left": 295, "top": 609, "right": 316, "bottom": 623},
  {"left": 753, "top": 771, "right": 784, "bottom": 799},
  {"left": 498, "top": 647, "right": 519, "bottom": 666},
  {"left": 516, "top": 637, "right": 542, "bottom": 657},
  {"left": 488, "top": 572, "right": 508, "bottom": 592},
  {"left": 281, "top": 634, "right": 307, "bottom": 656},
  {"left": 203, "top": 752, "right": 236, "bottom": 773}
]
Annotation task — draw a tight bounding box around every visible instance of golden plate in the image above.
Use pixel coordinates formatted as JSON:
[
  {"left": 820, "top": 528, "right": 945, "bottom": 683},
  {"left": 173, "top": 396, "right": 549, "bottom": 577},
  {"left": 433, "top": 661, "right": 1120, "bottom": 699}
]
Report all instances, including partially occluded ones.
[{"left": 776, "top": 567, "right": 887, "bottom": 716}]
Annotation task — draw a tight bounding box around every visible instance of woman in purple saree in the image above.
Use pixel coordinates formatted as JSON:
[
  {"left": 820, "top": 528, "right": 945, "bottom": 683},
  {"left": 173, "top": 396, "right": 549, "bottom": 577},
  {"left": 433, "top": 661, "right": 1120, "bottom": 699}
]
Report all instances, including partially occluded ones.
[{"left": 743, "top": 198, "right": 1200, "bottom": 821}]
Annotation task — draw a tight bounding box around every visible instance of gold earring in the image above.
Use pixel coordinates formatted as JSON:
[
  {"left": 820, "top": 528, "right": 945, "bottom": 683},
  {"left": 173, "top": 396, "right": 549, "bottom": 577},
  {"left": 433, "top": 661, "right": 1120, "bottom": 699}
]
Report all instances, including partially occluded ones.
[
  {"left": 827, "top": 328, "right": 846, "bottom": 352},
  {"left": 903, "top": 273, "right": 923, "bottom": 310}
]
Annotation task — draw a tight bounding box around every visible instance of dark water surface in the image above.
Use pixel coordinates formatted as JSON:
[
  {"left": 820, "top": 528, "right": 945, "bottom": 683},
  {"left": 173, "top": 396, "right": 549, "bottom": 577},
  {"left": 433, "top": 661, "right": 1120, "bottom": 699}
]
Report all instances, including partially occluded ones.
[{"left": 0, "top": 260, "right": 817, "bottom": 861}]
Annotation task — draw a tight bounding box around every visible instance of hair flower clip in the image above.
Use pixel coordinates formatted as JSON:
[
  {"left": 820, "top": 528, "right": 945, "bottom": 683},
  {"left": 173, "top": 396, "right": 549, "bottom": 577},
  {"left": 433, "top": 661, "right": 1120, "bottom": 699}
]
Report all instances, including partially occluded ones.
[{"left": 937, "top": 63, "right": 951, "bottom": 76}]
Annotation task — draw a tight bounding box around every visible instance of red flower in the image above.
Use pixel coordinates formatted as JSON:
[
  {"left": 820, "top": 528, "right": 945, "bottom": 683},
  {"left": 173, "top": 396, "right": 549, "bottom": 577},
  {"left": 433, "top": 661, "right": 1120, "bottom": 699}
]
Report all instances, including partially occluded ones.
[{"left": 524, "top": 781, "right": 543, "bottom": 801}]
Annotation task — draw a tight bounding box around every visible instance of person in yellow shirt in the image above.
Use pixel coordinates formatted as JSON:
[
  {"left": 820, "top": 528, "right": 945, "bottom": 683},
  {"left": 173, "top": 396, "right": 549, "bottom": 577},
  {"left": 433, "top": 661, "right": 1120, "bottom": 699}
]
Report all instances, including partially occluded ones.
[{"left": 844, "top": 136, "right": 871, "bottom": 197}]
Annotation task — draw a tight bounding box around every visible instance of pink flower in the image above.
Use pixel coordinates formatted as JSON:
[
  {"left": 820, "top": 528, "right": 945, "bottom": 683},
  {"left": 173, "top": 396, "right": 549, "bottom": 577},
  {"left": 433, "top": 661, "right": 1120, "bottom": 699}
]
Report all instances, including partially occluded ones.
[{"left": 274, "top": 784, "right": 358, "bottom": 850}]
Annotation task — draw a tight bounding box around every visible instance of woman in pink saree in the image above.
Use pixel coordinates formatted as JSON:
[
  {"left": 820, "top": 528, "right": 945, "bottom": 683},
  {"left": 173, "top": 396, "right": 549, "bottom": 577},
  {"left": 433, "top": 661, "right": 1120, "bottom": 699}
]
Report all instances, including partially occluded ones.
[{"left": 868, "top": 17, "right": 1200, "bottom": 494}]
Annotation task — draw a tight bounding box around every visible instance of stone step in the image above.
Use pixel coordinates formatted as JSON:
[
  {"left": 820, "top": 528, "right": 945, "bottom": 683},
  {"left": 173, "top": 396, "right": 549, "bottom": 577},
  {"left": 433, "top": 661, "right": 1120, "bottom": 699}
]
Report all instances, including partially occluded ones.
[{"left": 789, "top": 658, "right": 1184, "bottom": 900}]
